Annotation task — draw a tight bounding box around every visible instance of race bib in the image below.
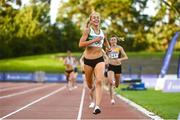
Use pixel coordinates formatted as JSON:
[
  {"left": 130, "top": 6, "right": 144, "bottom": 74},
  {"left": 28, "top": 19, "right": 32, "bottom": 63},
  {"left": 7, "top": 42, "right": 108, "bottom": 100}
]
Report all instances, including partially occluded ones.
[{"left": 108, "top": 52, "right": 119, "bottom": 59}]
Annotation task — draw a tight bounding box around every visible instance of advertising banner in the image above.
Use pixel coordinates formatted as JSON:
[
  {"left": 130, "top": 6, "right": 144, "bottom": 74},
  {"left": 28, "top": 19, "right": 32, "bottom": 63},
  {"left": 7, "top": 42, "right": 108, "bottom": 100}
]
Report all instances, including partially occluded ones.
[
  {"left": 163, "top": 79, "right": 180, "bottom": 92},
  {"left": 0, "top": 73, "right": 4, "bottom": 81},
  {"left": 159, "top": 32, "right": 180, "bottom": 78},
  {"left": 5, "top": 73, "right": 34, "bottom": 81}
]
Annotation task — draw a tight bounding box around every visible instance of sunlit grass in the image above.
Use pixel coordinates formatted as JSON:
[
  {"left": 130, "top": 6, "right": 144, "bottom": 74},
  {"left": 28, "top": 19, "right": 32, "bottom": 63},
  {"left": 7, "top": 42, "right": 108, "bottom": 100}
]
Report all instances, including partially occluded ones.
[
  {"left": 0, "top": 51, "right": 178, "bottom": 73},
  {"left": 116, "top": 85, "right": 180, "bottom": 119},
  {"left": 0, "top": 53, "right": 67, "bottom": 72},
  {"left": 127, "top": 51, "right": 179, "bottom": 58}
]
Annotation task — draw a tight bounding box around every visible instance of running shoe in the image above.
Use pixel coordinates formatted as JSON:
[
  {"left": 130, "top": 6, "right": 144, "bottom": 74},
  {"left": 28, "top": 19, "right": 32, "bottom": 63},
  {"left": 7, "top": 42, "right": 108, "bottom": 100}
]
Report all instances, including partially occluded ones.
[
  {"left": 93, "top": 106, "right": 101, "bottom": 114},
  {"left": 111, "top": 99, "right": 115, "bottom": 105},
  {"left": 89, "top": 102, "right": 95, "bottom": 108}
]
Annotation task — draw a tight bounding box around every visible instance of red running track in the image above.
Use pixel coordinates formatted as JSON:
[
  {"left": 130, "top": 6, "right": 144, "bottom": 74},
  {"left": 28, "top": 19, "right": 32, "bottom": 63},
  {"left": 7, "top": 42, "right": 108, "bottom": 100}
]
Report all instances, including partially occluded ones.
[{"left": 0, "top": 82, "right": 150, "bottom": 119}]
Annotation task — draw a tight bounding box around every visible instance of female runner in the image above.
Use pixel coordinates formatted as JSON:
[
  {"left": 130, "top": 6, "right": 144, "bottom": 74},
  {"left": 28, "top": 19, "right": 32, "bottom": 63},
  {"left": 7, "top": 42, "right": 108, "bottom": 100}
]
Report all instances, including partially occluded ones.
[
  {"left": 79, "top": 11, "right": 110, "bottom": 114},
  {"left": 107, "top": 36, "right": 128, "bottom": 104}
]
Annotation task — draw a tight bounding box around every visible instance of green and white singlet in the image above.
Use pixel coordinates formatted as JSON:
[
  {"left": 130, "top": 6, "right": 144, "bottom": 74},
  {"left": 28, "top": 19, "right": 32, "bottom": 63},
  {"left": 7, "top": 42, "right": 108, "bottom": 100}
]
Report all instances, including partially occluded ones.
[{"left": 87, "top": 27, "right": 104, "bottom": 48}]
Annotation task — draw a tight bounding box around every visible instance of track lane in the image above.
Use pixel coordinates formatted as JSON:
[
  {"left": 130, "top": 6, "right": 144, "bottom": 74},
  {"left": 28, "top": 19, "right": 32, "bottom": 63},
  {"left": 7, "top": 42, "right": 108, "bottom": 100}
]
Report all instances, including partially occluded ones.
[
  {"left": 0, "top": 84, "right": 57, "bottom": 99},
  {"left": 82, "top": 87, "right": 150, "bottom": 119},
  {"left": 0, "top": 83, "right": 44, "bottom": 97},
  {"left": 0, "top": 82, "right": 28, "bottom": 89},
  {"left": 0, "top": 84, "right": 36, "bottom": 92},
  {"left": 4, "top": 85, "right": 83, "bottom": 119},
  {"left": 0, "top": 83, "right": 65, "bottom": 118},
  {"left": 0, "top": 82, "right": 152, "bottom": 119}
]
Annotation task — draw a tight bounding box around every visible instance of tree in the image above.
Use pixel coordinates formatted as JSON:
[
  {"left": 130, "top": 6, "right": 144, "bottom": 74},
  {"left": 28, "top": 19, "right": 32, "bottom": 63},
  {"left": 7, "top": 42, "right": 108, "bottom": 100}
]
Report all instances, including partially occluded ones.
[
  {"left": 148, "top": 0, "right": 180, "bottom": 51},
  {"left": 0, "top": 1, "right": 18, "bottom": 58},
  {"left": 0, "top": 1, "right": 60, "bottom": 58},
  {"left": 57, "top": 0, "right": 180, "bottom": 51},
  {"left": 56, "top": 18, "right": 81, "bottom": 52}
]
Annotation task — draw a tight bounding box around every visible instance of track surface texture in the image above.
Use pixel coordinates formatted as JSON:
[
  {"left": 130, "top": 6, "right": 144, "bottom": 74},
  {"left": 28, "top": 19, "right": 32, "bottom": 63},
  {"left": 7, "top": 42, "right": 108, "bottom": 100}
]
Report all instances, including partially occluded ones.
[{"left": 0, "top": 82, "right": 150, "bottom": 119}]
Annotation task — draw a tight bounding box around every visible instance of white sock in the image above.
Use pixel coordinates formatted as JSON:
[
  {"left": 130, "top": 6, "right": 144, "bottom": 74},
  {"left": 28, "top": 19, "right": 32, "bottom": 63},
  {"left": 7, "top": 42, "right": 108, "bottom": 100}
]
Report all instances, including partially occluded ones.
[{"left": 95, "top": 105, "right": 100, "bottom": 109}]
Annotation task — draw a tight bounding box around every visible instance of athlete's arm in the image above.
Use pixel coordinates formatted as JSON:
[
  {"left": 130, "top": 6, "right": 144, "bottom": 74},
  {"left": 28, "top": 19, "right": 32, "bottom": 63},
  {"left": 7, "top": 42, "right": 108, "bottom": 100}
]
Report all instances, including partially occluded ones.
[
  {"left": 79, "top": 53, "right": 84, "bottom": 64},
  {"left": 64, "top": 58, "right": 69, "bottom": 67},
  {"left": 103, "top": 34, "right": 111, "bottom": 51},
  {"left": 101, "top": 49, "right": 109, "bottom": 64},
  {"left": 64, "top": 58, "right": 67, "bottom": 64},
  {"left": 79, "top": 53, "right": 84, "bottom": 71},
  {"left": 118, "top": 47, "right": 128, "bottom": 61}
]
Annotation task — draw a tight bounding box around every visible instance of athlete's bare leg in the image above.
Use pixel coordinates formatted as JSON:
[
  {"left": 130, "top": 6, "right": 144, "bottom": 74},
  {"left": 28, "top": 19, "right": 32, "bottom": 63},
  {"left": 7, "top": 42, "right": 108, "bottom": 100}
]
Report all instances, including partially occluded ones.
[
  {"left": 115, "top": 74, "right": 121, "bottom": 88},
  {"left": 94, "top": 62, "right": 105, "bottom": 107},
  {"left": 108, "top": 71, "right": 115, "bottom": 104},
  {"left": 84, "top": 64, "right": 95, "bottom": 107}
]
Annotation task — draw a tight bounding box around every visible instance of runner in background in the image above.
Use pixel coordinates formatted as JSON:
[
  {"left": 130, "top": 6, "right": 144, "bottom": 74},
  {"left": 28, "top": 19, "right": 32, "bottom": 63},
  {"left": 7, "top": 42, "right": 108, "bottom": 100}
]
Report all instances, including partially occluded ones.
[
  {"left": 64, "top": 50, "right": 76, "bottom": 91},
  {"left": 107, "top": 36, "right": 128, "bottom": 104},
  {"left": 79, "top": 52, "right": 87, "bottom": 88},
  {"left": 72, "top": 58, "right": 78, "bottom": 88}
]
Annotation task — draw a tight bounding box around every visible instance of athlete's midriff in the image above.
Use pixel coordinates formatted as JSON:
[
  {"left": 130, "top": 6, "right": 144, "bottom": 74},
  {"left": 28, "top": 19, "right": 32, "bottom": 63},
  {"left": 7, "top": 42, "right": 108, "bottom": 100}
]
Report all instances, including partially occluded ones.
[
  {"left": 84, "top": 46, "right": 103, "bottom": 59},
  {"left": 108, "top": 58, "right": 121, "bottom": 66},
  {"left": 65, "top": 64, "right": 73, "bottom": 71}
]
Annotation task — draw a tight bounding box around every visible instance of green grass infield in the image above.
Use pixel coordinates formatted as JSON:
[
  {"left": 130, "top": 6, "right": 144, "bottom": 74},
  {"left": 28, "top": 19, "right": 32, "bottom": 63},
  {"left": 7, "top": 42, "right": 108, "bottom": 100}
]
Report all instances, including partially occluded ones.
[
  {"left": 0, "top": 53, "right": 80, "bottom": 73},
  {"left": 116, "top": 85, "right": 180, "bottom": 119},
  {"left": 0, "top": 51, "right": 178, "bottom": 72}
]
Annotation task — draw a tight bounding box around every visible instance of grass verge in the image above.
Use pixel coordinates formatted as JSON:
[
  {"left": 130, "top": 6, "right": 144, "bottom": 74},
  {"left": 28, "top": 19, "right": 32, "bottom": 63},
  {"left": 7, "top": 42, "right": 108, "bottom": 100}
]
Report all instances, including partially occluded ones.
[{"left": 116, "top": 85, "right": 180, "bottom": 119}]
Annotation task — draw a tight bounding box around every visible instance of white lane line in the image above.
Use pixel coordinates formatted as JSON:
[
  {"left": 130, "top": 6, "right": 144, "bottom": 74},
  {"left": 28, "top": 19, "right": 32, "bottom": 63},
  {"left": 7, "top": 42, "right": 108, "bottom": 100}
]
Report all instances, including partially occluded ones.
[
  {"left": 0, "top": 86, "right": 66, "bottom": 120},
  {"left": 116, "top": 94, "right": 163, "bottom": 120},
  {"left": 77, "top": 88, "right": 85, "bottom": 120},
  {"left": 104, "top": 86, "right": 163, "bottom": 119},
  {"left": 0, "top": 84, "right": 56, "bottom": 99},
  {"left": 0, "top": 84, "right": 38, "bottom": 92}
]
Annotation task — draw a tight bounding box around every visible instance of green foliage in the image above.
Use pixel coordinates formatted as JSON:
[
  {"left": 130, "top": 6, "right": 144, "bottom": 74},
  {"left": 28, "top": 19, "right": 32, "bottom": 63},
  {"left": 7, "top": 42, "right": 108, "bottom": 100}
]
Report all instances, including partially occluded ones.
[
  {"left": 147, "top": 0, "right": 180, "bottom": 51},
  {"left": 0, "top": 0, "right": 82, "bottom": 59},
  {"left": 0, "top": 4, "right": 17, "bottom": 58},
  {"left": 58, "top": 18, "right": 81, "bottom": 51},
  {"left": 0, "top": 0, "right": 180, "bottom": 59},
  {"left": 57, "top": 0, "right": 180, "bottom": 51}
]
